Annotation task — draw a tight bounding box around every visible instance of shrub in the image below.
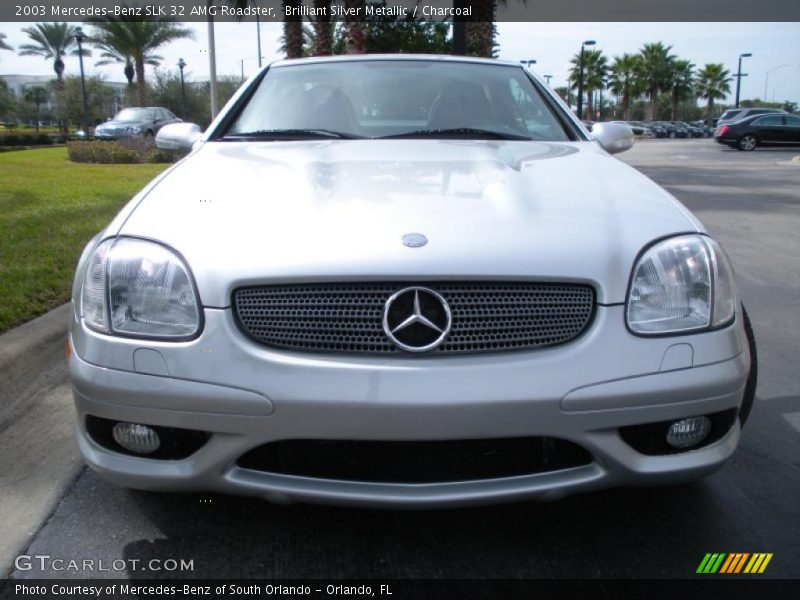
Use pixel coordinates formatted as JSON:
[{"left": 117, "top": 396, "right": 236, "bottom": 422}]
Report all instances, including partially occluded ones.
[
  {"left": 67, "top": 140, "right": 138, "bottom": 164},
  {"left": 67, "top": 139, "right": 179, "bottom": 164},
  {"left": 0, "top": 132, "right": 59, "bottom": 147}
]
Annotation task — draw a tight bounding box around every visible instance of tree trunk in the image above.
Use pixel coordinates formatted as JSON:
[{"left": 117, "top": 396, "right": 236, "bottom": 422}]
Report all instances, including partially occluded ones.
[
  {"left": 283, "top": 0, "right": 304, "bottom": 58},
  {"left": 622, "top": 93, "right": 630, "bottom": 120},
  {"left": 648, "top": 88, "right": 658, "bottom": 121},
  {"left": 466, "top": 1, "right": 495, "bottom": 58},
  {"left": 671, "top": 92, "right": 678, "bottom": 121},
  {"left": 344, "top": 0, "right": 366, "bottom": 54},
  {"left": 707, "top": 98, "right": 714, "bottom": 120},
  {"left": 124, "top": 60, "right": 135, "bottom": 86},
  {"left": 135, "top": 58, "right": 147, "bottom": 107},
  {"left": 313, "top": 0, "right": 332, "bottom": 56}
]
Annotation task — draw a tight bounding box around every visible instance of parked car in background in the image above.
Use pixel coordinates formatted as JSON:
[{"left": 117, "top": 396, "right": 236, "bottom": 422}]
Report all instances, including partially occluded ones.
[
  {"left": 715, "top": 112, "right": 800, "bottom": 150},
  {"left": 677, "top": 121, "right": 704, "bottom": 138},
  {"left": 94, "top": 107, "right": 182, "bottom": 141},
  {"left": 625, "top": 121, "right": 655, "bottom": 138},
  {"left": 654, "top": 121, "right": 678, "bottom": 138},
  {"left": 668, "top": 122, "right": 690, "bottom": 138},
  {"left": 717, "top": 107, "right": 787, "bottom": 127},
  {"left": 691, "top": 120, "right": 715, "bottom": 137}
]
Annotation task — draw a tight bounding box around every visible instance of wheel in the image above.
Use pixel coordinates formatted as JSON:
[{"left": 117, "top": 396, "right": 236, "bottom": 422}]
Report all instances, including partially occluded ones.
[
  {"left": 738, "top": 134, "right": 757, "bottom": 151},
  {"left": 669, "top": 131, "right": 676, "bottom": 139},
  {"left": 739, "top": 306, "right": 757, "bottom": 426}
]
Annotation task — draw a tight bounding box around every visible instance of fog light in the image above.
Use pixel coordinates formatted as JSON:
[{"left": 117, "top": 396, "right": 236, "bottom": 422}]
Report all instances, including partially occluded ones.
[
  {"left": 112, "top": 422, "right": 160, "bottom": 454},
  {"left": 666, "top": 416, "right": 711, "bottom": 449}
]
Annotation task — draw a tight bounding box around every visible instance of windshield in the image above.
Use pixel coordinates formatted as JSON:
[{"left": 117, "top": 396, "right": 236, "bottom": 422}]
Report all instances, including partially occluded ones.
[
  {"left": 225, "top": 60, "right": 574, "bottom": 141},
  {"left": 115, "top": 108, "right": 154, "bottom": 122},
  {"left": 719, "top": 110, "right": 742, "bottom": 121}
]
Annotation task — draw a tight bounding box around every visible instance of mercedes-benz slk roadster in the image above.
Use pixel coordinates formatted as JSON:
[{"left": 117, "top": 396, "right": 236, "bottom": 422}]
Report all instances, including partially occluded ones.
[{"left": 68, "top": 56, "right": 757, "bottom": 507}]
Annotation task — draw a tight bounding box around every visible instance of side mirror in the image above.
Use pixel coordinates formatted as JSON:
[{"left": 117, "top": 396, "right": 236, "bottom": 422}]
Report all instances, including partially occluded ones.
[
  {"left": 592, "top": 122, "right": 634, "bottom": 154},
  {"left": 156, "top": 122, "right": 202, "bottom": 152}
]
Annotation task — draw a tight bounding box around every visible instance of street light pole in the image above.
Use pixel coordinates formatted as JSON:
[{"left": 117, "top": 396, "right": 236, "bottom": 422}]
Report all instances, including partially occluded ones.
[
  {"left": 544, "top": 74, "right": 553, "bottom": 85},
  {"left": 74, "top": 27, "right": 89, "bottom": 137},
  {"left": 576, "top": 40, "right": 596, "bottom": 120},
  {"left": 520, "top": 59, "right": 536, "bottom": 68},
  {"left": 735, "top": 52, "right": 752, "bottom": 108},
  {"left": 177, "top": 58, "right": 187, "bottom": 120},
  {"left": 764, "top": 64, "right": 787, "bottom": 100},
  {"left": 256, "top": 14, "right": 262, "bottom": 68}
]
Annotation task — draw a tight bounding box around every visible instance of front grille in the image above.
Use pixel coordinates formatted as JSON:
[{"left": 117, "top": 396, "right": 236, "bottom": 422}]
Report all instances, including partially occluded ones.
[
  {"left": 233, "top": 282, "right": 594, "bottom": 355},
  {"left": 237, "top": 438, "right": 593, "bottom": 483}
]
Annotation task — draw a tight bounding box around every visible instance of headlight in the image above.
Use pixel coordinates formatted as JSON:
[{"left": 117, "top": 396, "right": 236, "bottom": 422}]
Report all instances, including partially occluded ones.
[
  {"left": 627, "top": 234, "right": 736, "bottom": 335},
  {"left": 126, "top": 125, "right": 142, "bottom": 134},
  {"left": 81, "top": 238, "right": 201, "bottom": 339}
]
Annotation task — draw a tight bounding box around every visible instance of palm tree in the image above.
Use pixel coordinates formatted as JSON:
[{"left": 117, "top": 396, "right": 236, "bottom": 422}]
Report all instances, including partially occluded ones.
[
  {"left": 280, "top": 0, "right": 304, "bottom": 58},
  {"left": 343, "top": 0, "right": 366, "bottom": 54},
  {"left": 24, "top": 87, "right": 49, "bottom": 131},
  {"left": 668, "top": 59, "right": 694, "bottom": 121},
  {"left": 91, "top": 19, "right": 193, "bottom": 107},
  {"left": 609, "top": 53, "right": 641, "bottom": 120},
  {"left": 18, "top": 23, "right": 86, "bottom": 86},
  {"left": 91, "top": 29, "right": 161, "bottom": 89},
  {"left": 312, "top": 0, "right": 333, "bottom": 56},
  {"left": 637, "top": 42, "right": 675, "bottom": 121},
  {"left": 0, "top": 32, "right": 13, "bottom": 54},
  {"left": 569, "top": 48, "right": 608, "bottom": 119},
  {"left": 695, "top": 63, "right": 732, "bottom": 120}
]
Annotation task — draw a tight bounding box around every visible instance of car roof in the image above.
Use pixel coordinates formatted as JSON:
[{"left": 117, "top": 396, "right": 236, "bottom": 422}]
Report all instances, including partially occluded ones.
[{"left": 268, "top": 54, "right": 523, "bottom": 69}]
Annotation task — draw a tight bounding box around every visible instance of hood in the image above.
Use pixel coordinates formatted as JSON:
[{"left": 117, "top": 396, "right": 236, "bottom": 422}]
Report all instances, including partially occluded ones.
[
  {"left": 116, "top": 140, "right": 702, "bottom": 305},
  {"left": 98, "top": 119, "right": 147, "bottom": 131}
]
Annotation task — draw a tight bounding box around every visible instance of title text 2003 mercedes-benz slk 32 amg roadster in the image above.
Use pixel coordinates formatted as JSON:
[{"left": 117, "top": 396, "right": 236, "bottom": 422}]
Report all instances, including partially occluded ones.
[{"left": 68, "top": 56, "right": 756, "bottom": 507}]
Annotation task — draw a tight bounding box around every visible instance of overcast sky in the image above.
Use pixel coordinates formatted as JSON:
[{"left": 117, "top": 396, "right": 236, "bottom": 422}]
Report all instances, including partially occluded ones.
[{"left": 1, "top": 21, "right": 798, "bottom": 103}]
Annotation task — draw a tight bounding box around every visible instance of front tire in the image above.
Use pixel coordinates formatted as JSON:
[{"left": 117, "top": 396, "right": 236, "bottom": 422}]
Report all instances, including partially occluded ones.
[
  {"left": 738, "top": 134, "right": 757, "bottom": 151},
  {"left": 739, "top": 306, "right": 757, "bottom": 426}
]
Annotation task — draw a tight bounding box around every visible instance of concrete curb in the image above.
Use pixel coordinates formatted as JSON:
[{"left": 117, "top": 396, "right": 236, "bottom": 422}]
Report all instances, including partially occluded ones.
[
  {"left": 0, "top": 303, "right": 83, "bottom": 578},
  {"left": 0, "top": 304, "right": 70, "bottom": 409},
  {"left": 791, "top": 156, "right": 800, "bottom": 165}
]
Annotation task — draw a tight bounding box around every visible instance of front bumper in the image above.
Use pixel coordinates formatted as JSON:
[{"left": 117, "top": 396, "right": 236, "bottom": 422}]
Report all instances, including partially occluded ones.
[{"left": 68, "top": 304, "right": 750, "bottom": 507}]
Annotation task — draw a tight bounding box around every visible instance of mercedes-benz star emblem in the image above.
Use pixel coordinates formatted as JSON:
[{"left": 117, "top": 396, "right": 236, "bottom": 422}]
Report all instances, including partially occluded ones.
[
  {"left": 383, "top": 287, "right": 451, "bottom": 353},
  {"left": 402, "top": 233, "right": 428, "bottom": 248}
]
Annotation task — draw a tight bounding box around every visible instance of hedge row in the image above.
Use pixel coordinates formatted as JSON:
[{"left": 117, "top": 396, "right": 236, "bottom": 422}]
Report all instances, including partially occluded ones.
[
  {"left": 0, "top": 133, "right": 66, "bottom": 146},
  {"left": 67, "top": 139, "right": 178, "bottom": 164}
]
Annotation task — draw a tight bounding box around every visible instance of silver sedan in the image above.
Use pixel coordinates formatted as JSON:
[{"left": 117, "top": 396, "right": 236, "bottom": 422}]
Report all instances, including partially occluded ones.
[{"left": 68, "top": 55, "right": 756, "bottom": 507}]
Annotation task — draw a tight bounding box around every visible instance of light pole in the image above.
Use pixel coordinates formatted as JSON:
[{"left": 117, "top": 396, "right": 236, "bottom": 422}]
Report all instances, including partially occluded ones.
[
  {"left": 177, "top": 58, "right": 187, "bottom": 120},
  {"left": 735, "top": 52, "right": 752, "bottom": 107},
  {"left": 577, "top": 40, "right": 596, "bottom": 120},
  {"left": 544, "top": 74, "right": 553, "bottom": 85},
  {"left": 520, "top": 59, "right": 536, "bottom": 68},
  {"left": 764, "top": 64, "right": 787, "bottom": 100},
  {"left": 74, "top": 27, "right": 89, "bottom": 137}
]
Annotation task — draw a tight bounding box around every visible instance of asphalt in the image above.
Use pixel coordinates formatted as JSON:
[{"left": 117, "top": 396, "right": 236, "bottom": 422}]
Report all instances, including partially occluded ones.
[{"left": 2, "top": 139, "right": 799, "bottom": 582}]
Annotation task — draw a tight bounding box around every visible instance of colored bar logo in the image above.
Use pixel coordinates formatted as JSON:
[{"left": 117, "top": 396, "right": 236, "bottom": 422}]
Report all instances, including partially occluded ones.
[{"left": 697, "top": 553, "right": 773, "bottom": 574}]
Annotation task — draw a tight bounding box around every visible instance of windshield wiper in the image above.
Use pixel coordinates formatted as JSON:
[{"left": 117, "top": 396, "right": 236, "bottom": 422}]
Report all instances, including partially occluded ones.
[
  {"left": 379, "top": 128, "right": 533, "bottom": 141},
  {"left": 221, "top": 129, "right": 362, "bottom": 141}
]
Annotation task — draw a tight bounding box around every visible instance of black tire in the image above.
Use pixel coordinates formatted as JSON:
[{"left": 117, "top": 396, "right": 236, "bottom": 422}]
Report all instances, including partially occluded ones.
[
  {"left": 738, "top": 134, "right": 757, "bottom": 151},
  {"left": 739, "top": 306, "right": 757, "bottom": 426}
]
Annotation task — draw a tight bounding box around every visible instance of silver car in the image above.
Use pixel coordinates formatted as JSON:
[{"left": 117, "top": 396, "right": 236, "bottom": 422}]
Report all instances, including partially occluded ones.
[{"left": 68, "top": 56, "right": 756, "bottom": 507}]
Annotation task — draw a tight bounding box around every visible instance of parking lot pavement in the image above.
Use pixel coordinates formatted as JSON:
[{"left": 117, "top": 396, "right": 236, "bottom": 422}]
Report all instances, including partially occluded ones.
[{"left": 4, "top": 139, "right": 800, "bottom": 582}]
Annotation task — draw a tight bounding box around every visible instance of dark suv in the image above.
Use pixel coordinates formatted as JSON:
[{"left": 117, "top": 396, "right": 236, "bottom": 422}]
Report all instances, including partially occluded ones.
[{"left": 717, "top": 107, "right": 787, "bottom": 127}]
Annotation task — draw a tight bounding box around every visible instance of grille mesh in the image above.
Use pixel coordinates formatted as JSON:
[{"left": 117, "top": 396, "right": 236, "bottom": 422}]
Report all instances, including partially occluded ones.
[{"left": 233, "top": 282, "right": 594, "bottom": 355}]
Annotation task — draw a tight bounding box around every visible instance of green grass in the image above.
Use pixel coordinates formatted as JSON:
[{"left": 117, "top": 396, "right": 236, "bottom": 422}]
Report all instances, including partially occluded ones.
[{"left": 0, "top": 147, "right": 169, "bottom": 332}]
